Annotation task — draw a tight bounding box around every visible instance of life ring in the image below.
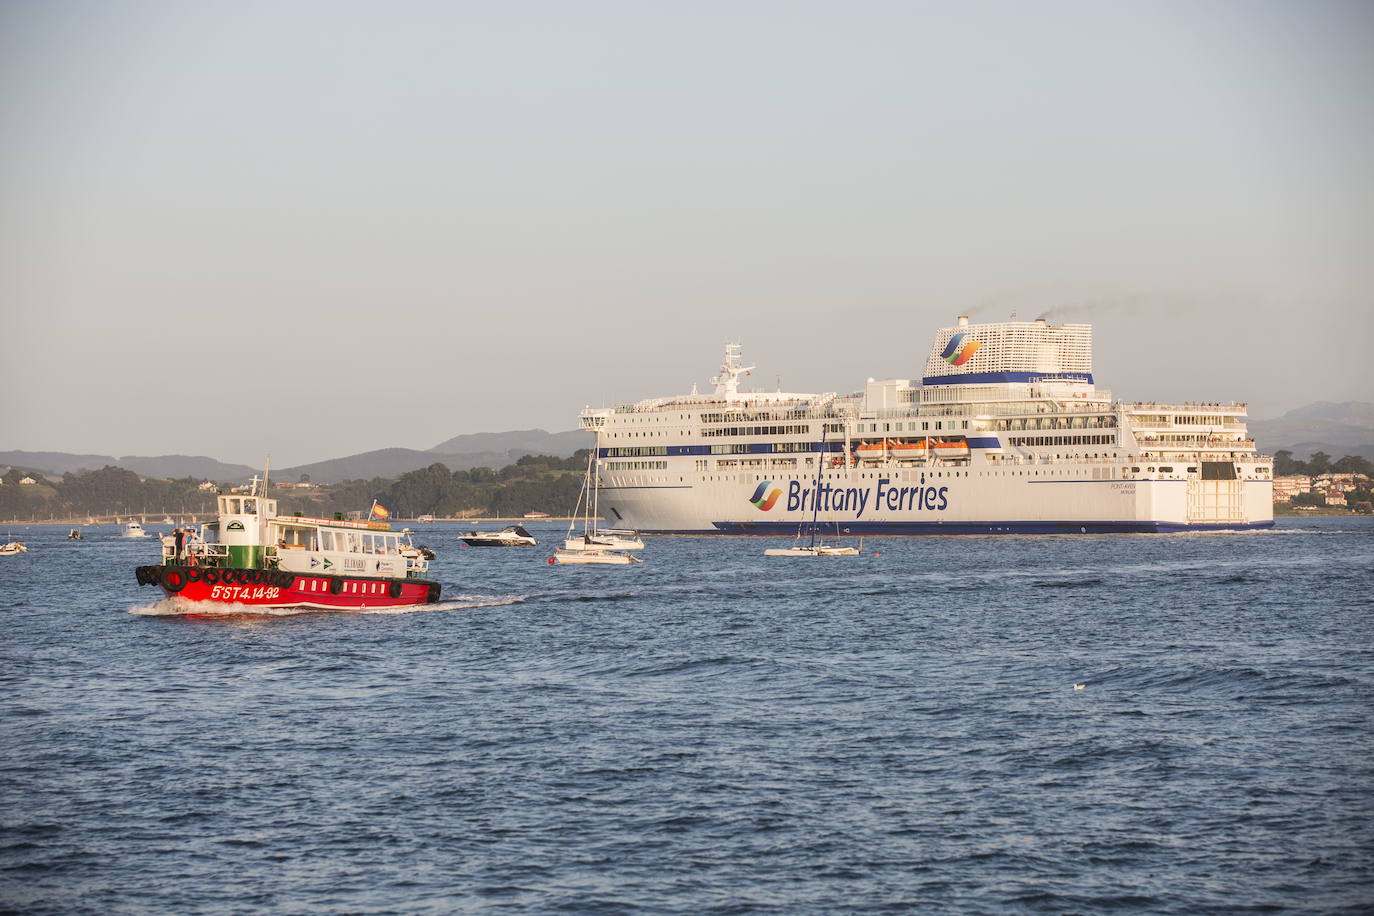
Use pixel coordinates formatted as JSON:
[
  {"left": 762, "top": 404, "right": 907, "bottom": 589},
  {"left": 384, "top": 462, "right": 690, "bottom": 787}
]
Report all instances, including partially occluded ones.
[
  {"left": 329, "top": 577, "right": 344, "bottom": 595},
  {"left": 388, "top": 580, "right": 403, "bottom": 599}
]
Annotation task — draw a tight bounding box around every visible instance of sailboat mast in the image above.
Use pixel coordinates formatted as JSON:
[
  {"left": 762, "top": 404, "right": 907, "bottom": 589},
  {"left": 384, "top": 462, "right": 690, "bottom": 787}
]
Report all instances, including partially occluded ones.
[
  {"left": 590, "top": 434, "right": 600, "bottom": 535},
  {"left": 809, "top": 428, "right": 826, "bottom": 549}
]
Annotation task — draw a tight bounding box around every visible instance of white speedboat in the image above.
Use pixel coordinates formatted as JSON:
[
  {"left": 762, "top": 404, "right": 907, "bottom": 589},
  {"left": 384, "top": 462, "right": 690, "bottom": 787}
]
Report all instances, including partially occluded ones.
[
  {"left": 1, "top": 541, "right": 28, "bottom": 556},
  {"left": 460, "top": 525, "right": 537, "bottom": 547},
  {"left": 124, "top": 521, "right": 149, "bottom": 538}
]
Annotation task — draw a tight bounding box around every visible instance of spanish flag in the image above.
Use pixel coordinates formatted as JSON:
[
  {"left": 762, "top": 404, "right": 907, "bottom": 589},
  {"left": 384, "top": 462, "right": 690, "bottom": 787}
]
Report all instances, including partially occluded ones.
[{"left": 372, "top": 501, "right": 390, "bottom": 520}]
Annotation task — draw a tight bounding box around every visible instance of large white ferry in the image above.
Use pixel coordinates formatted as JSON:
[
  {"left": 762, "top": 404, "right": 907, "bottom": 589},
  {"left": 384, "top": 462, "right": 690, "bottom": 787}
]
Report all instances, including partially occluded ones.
[{"left": 581, "top": 316, "right": 1273, "bottom": 534}]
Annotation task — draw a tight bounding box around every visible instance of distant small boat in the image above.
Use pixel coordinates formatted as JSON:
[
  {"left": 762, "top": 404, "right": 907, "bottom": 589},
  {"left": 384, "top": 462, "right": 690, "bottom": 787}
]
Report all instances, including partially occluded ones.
[
  {"left": 553, "top": 452, "right": 645, "bottom": 565},
  {"left": 523, "top": 511, "right": 551, "bottom": 519},
  {"left": 764, "top": 543, "right": 861, "bottom": 557},
  {"left": 124, "top": 521, "right": 149, "bottom": 538},
  {"left": 562, "top": 530, "right": 645, "bottom": 552},
  {"left": 68, "top": 529, "right": 84, "bottom": 541},
  {"left": 765, "top": 430, "right": 859, "bottom": 558},
  {"left": 460, "top": 525, "right": 537, "bottom": 547},
  {"left": 552, "top": 548, "right": 641, "bottom": 565},
  {"left": 416, "top": 515, "right": 436, "bottom": 523}
]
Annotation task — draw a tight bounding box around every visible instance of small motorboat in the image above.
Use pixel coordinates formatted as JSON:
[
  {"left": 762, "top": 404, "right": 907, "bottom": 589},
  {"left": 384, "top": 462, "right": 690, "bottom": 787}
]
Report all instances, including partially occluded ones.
[
  {"left": 68, "top": 529, "right": 84, "bottom": 540},
  {"left": 1, "top": 539, "right": 29, "bottom": 556},
  {"left": 460, "top": 525, "right": 537, "bottom": 547}
]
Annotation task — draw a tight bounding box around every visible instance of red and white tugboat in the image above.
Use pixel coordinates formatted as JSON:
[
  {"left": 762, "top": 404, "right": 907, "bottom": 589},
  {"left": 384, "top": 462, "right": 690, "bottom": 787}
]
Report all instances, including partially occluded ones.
[{"left": 135, "top": 480, "right": 440, "bottom": 612}]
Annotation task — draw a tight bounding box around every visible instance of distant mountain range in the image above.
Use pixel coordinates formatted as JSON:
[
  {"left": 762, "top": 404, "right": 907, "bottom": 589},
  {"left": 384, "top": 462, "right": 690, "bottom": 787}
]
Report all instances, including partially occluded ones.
[
  {"left": 5, "top": 405, "right": 1369, "bottom": 482},
  {"left": 1248, "top": 401, "right": 1374, "bottom": 463},
  {"left": 0, "top": 451, "right": 259, "bottom": 481},
  {"left": 0, "top": 429, "right": 595, "bottom": 485}
]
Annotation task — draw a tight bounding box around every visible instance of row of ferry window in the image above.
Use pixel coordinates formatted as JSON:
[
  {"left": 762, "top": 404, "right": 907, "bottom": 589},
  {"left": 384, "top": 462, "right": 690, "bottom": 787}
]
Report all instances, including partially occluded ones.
[
  {"left": 1008, "top": 435, "right": 1115, "bottom": 446},
  {"left": 700, "top": 411, "right": 812, "bottom": 423},
  {"left": 703, "top": 424, "right": 811, "bottom": 438},
  {"left": 857, "top": 420, "right": 971, "bottom": 432},
  {"left": 605, "top": 460, "right": 668, "bottom": 470},
  {"left": 990, "top": 416, "right": 1117, "bottom": 431}
]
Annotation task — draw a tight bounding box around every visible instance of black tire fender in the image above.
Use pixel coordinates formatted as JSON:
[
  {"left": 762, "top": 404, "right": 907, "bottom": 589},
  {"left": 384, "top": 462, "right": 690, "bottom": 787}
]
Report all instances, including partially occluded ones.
[
  {"left": 388, "top": 580, "right": 403, "bottom": 599},
  {"left": 163, "top": 569, "right": 187, "bottom": 593},
  {"left": 202, "top": 569, "right": 220, "bottom": 585},
  {"left": 329, "top": 577, "right": 344, "bottom": 595}
]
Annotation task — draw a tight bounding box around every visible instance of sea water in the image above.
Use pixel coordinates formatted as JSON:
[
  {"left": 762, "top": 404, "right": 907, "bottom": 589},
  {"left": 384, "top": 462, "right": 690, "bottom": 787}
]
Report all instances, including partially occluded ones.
[{"left": 2, "top": 518, "right": 1371, "bottom": 913}]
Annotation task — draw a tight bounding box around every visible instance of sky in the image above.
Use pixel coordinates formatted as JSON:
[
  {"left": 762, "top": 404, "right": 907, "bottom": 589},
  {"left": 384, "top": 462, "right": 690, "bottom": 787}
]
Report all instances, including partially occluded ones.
[{"left": 2, "top": 0, "right": 1371, "bottom": 467}]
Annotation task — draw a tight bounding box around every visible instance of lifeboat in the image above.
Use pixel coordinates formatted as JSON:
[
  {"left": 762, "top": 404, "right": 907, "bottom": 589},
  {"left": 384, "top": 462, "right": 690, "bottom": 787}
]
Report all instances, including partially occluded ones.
[{"left": 853, "top": 437, "right": 970, "bottom": 460}]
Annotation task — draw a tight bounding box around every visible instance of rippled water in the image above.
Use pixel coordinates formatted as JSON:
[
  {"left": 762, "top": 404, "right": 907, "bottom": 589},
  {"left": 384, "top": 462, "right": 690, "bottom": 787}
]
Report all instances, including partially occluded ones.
[{"left": 3, "top": 519, "right": 1372, "bottom": 913}]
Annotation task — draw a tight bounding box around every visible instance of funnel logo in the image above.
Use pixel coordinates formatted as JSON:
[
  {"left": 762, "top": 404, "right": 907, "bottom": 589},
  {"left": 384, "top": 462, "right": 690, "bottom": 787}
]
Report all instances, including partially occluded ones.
[
  {"left": 749, "top": 480, "right": 782, "bottom": 511},
  {"left": 940, "top": 332, "right": 982, "bottom": 367}
]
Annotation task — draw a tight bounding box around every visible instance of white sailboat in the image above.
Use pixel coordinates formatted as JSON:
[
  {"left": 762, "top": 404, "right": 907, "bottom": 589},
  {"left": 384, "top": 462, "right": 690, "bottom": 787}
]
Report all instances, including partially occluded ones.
[
  {"left": 560, "top": 450, "right": 644, "bottom": 552},
  {"left": 765, "top": 431, "right": 860, "bottom": 557},
  {"left": 553, "top": 450, "right": 644, "bottom": 565}
]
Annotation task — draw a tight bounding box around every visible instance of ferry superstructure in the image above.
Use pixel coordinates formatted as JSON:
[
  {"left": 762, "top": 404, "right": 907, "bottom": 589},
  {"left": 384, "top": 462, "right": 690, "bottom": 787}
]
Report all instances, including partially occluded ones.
[{"left": 580, "top": 317, "right": 1273, "bottom": 534}]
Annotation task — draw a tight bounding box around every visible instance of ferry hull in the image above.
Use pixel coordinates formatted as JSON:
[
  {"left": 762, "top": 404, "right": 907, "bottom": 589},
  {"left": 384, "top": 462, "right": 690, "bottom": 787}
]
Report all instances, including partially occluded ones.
[
  {"left": 712, "top": 519, "right": 1275, "bottom": 535},
  {"left": 595, "top": 474, "right": 1274, "bottom": 535},
  {"left": 136, "top": 565, "right": 441, "bottom": 611}
]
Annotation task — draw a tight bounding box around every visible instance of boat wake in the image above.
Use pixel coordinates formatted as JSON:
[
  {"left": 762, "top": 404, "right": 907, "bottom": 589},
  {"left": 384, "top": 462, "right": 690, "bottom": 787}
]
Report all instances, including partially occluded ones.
[
  {"left": 127, "top": 594, "right": 529, "bottom": 618},
  {"left": 363, "top": 594, "right": 528, "bottom": 615}
]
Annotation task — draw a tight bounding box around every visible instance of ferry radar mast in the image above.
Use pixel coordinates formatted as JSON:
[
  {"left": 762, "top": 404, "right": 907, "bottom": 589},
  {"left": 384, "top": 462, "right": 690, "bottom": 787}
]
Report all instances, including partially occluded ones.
[{"left": 711, "top": 343, "right": 755, "bottom": 397}]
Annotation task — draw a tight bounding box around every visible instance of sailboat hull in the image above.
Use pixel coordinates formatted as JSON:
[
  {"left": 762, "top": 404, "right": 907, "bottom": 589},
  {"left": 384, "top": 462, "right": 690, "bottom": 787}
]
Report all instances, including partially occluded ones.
[{"left": 764, "top": 545, "right": 859, "bottom": 557}]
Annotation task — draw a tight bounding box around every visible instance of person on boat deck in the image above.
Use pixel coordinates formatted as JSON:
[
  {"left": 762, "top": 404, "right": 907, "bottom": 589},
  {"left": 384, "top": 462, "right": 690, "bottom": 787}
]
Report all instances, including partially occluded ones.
[
  {"left": 172, "top": 527, "right": 185, "bottom": 561},
  {"left": 184, "top": 528, "right": 200, "bottom": 564}
]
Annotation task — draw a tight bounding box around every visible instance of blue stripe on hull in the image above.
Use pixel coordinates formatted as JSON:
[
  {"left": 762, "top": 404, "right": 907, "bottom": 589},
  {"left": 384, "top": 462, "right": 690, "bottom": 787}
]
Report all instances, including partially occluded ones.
[{"left": 686, "top": 519, "right": 1276, "bottom": 535}]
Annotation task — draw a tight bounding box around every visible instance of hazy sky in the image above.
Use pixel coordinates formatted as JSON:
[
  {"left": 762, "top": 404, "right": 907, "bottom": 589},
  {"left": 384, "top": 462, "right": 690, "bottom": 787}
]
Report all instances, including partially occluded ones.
[{"left": 2, "top": 0, "right": 1370, "bottom": 467}]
